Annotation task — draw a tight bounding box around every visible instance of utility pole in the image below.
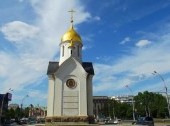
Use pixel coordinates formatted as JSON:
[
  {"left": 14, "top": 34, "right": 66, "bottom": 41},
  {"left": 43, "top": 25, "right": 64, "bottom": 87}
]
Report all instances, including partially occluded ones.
[
  {"left": 125, "top": 85, "right": 135, "bottom": 121},
  {"left": 152, "top": 71, "right": 170, "bottom": 118},
  {"left": 20, "top": 95, "right": 29, "bottom": 118}
]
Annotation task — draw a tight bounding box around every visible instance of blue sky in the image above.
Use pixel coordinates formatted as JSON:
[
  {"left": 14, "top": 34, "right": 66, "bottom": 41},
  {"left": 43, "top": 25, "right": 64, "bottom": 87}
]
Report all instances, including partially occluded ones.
[{"left": 0, "top": 0, "right": 170, "bottom": 107}]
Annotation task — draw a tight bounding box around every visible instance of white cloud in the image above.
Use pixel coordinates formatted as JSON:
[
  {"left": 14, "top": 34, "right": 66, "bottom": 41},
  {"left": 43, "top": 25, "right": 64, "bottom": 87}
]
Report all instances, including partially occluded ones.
[
  {"left": 94, "top": 56, "right": 113, "bottom": 62},
  {"left": 93, "top": 16, "right": 100, "bottom": 21},
  {"left": 1, "top": 21, "right": 40, "bottom": 42},
  {"left": 0, "top": 0, "right": 91, "bottom": 102},
  {"left": 135, "top": 39, "right": 152, "bottom": 47},
  {"left": 1, "top": 0, "right": 169, "bottom": 104},
  {"left": 0, "top": 53, "right": 47, "bottom": 92},
  {"left": 93, "top": 32, "right": 170, "bottom": 94},
  {"left": 120, "top": 37, "right": 130, "bottom": 44},
  {"left": 28, "top": 90, "right": 47, "bottom": 99}
]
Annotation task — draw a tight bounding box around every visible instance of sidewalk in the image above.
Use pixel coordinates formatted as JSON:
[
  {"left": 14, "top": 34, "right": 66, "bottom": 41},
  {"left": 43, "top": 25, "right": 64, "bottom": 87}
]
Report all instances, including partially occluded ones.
[{"left": 103, "top": 122, "right": 170, "bottom": 126}]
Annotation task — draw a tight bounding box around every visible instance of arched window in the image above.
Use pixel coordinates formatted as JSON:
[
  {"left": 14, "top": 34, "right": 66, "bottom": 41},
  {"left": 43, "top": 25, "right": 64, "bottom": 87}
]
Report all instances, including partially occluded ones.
[
  {"left": 62, "top": 46, "right": 64, "bottom": 57},
  {"left": 78, "top": 45, "right": 79, "bottom": 57}
]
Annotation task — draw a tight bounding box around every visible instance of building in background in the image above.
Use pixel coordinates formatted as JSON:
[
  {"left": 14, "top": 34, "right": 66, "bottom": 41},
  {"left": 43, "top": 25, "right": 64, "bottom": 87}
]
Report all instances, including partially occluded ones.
[
  {"left": 93, "top": 96, "right": 110, "bottom": 119},
  {"left": 93, "top": 95, "right": 135, "bottom": 119},
  {"left": 111, "top": 95, "right": 134, "bottom": 104},
  {"left": 0, "top": 93, "right": 12, "bottom": 112},
  {"left": 0, "top": 93, "right": 12, "bottom": 123},
  {"left": 8, "top": 103, "right": 19, "bottom": 110},
  {"left": 29, "top": 105, "right": 47, "bottom": 119}
]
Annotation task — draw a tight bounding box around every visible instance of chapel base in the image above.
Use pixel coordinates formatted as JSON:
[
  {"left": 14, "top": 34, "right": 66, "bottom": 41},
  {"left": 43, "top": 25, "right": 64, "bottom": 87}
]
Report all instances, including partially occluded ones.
[{"left": 46, "top": 115, "right": 95, "bottom": 124}]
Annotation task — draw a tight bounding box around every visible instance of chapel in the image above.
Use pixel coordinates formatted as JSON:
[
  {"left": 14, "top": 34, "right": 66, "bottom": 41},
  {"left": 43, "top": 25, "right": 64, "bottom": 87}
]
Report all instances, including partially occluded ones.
[{"left": 46, "top": 12, "right": 94, "bottom": 123}]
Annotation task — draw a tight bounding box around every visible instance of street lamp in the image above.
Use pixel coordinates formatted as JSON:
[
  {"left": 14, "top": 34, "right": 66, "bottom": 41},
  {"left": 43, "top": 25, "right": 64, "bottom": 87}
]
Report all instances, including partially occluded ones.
[
  {"left": 125, "top": 85, "right": 135, "bottom": 121},
  {"left": 0, "top": 88, "right": 13, "bottom": 124},
  {"left": 152, "top": 71, "right": 170, "bottom": 117},
  {"left": 20, "top": 95, "right": 29, "bottom": 118},
  {"left": 21, "top": 95, "right": 29, "bottom": 110}
]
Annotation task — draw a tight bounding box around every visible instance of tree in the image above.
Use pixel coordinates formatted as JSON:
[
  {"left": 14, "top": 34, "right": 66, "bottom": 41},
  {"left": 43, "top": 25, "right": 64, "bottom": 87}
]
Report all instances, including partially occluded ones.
[
  {"left": 15, "top": 107, "right": 21, "bottom": 119},
  {"left": 109, "top": 99, "right": 119, "bottom": 119},
  {"left": 118, "top": 103, "right": 131, "bottom": 119},
  {"left": 108, "top": 99, "right": 132, "bottom": 119},
  {"left": 104, "top": 91, "right": 167, "bottom": 119},
  {"left": 5, "top": 108, "right": 15, "bottom": 119},
  {"left": 23, "top": 107, "right": 29, "bottom": 118},
  {"left": 134, "top": 91, "right": 167, "bottom": 118}
]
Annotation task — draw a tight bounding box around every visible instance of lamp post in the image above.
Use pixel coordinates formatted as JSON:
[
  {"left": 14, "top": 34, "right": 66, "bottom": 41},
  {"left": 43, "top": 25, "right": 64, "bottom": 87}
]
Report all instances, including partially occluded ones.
[
  {"left": 20, "top": 95, "right": 29, "bottom": 118},
  {"left": 152, "top": 71, "right": 170, "bottom": 117},
  {"left": 125, "top": 85, "right": 135, "bottom": 121},
  {"left": 0, "top": 88, "right": 13, "bottom": 124}
]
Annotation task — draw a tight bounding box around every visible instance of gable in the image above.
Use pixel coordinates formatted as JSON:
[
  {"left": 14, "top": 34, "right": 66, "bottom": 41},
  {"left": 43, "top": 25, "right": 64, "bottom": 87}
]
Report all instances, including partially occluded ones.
[
  {"left": 47, "top": 59, "right": 94, "bottom": 75},
  {"left": 47, "top": 62, "right": 59, "bottom": 75},
  {"left": 56, "top": 57, "right": 86, "bottom": 78}
]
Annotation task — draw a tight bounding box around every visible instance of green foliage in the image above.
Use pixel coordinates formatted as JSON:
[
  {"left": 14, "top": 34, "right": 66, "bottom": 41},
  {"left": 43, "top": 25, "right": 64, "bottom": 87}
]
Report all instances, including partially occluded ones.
[
  {"left": 106, "top": 91, "right": 168, "bottom": 119},
  {"left": 4, "top": 107, "right": 29, "bottom": 119},
  {"left": 108, "top": 99, "right": 132, "bottom": 119},
  {"left": 4, "top": 108, "right": 15, "bottom": 119},
  {"left": 134, "top": 91, "right": 167, "bottom": 118}
]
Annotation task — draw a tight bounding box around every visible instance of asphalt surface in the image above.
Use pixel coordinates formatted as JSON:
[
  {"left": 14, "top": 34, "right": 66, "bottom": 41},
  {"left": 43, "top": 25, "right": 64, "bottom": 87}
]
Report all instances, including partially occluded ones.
[
  {"left": 103, "top": 122, "right": 170, "bottom": 126},
  {"left": 3, "top": 122, "right": 170, "bottom": 126}
]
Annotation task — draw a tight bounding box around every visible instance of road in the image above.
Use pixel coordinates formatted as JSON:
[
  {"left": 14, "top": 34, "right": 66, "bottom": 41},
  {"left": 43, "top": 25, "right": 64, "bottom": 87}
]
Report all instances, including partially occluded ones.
[
  {"left": 103, "top": 122, "right": 170, "bottom": 126},
  {"left": 7, "top": 122, "right": 170, "bottom": 126}
]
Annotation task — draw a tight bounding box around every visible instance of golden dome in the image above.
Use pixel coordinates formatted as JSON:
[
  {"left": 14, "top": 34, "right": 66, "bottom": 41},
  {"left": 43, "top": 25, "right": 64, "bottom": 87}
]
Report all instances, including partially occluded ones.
[
  {"left": 69, "top": 40, "right": 75, "bottom": 48},
  {"left": 61, "top": 26, "right": 82, "bottom": 43}
]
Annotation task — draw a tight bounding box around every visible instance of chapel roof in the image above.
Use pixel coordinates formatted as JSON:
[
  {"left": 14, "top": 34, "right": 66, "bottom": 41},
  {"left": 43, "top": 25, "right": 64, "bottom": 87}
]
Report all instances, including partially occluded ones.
[
  {"left": 61, "top": 25, "right": 82, "bottom": 43},
  {"left": 47, "top": 61, "right": 94, "bottom": 75}
]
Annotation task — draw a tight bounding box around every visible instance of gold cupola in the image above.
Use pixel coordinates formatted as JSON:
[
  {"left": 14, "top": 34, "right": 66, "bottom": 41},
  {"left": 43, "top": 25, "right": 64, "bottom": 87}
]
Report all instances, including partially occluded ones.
[
  {"left": 61, "top": 25, "right": 82, "bottom": 43},
  {"left": 61, "top": 10, "right": 82, "bottom": 43}
]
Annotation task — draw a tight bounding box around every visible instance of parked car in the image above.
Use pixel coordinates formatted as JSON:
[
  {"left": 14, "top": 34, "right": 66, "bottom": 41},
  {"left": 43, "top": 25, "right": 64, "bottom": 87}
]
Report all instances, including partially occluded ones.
[
  {"left": 3, "top": 120, "right": 18, "bottom": 126},
  {"left": 20, "top": 118, "right": 28, "bottom": 124},
  {"left": 104, "top": 117, "right": 111, "bottom": 123},
  {"left": 113, "top": 119, "right": 122, "bottom": 124},
  {"left": 135, "top": 116, "right": 154, "bottom": 126}
]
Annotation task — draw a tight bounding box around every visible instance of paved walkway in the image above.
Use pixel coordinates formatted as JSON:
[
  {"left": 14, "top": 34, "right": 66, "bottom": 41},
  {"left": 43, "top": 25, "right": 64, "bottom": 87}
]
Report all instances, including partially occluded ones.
[
  {"left": 18, "top": 122, "right": 170, "bottom": 126},
  {"left": 102, "top": 122, "right": 170, "bottom": 126}
]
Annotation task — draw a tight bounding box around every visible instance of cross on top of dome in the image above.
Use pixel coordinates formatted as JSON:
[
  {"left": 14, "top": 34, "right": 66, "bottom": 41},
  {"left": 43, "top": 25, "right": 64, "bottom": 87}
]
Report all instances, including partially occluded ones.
[{"left": 68, "top": 9, "right": 76, "bottom": 26}]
